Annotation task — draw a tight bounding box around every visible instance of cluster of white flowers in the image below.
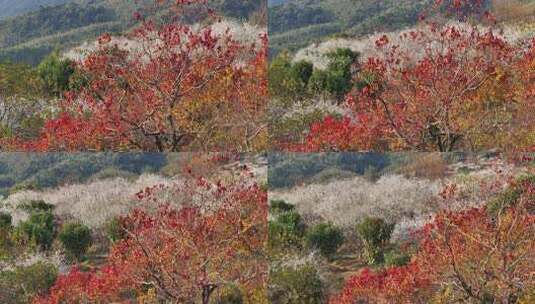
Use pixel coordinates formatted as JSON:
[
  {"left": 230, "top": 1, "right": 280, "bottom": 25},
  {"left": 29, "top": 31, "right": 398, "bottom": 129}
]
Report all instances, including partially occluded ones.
[
  {"left": 270, "top": 156, "right": 522, "bottom": 241},
  {"left": 64, "top": 19, "right": 265, "bottom": 62},
  {"left": 270, "top": 174, "right": 442, "bottom": 228},
  {"left": 1, "top": 174, "right": 172, "bottom": 229},
  {"left": 293, "top": 21, "right": 533, "bottom": 70}
]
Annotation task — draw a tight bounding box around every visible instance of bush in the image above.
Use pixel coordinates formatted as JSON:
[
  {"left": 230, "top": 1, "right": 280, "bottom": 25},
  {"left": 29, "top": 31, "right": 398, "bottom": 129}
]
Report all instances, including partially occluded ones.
[
  {"left": 356, "top": 217, "right": 395, "bottom": 265},
  {"left": 269, "top": 210, "right": 306, "bottom": 250},
  {"left": 269, "top": 263, "right": 324, "bottom": 304},
  {"left": 105, "top": 216, "right": 126, "bottom": 243},
  {"left": 305, "top": 222, "right": 344, "bottom": 258},
  {"left": 15, "top": 211, "right": 55, "bottom": 251},
  {"left": 0, "top": 262, "right": 58, "bottom": 304},
  {"left": 269, "top": 200, "right": 295, "bottom": 214},
  {"left": 17, "top": 200, "right": 54, "bottom": 213},
  {"left": 384, "top": 248, "right": 411, "bottom": 267},
  {"left": 0, "top": 212, "right": 12, "bottom": 229},
  {"left": 59, "top": 222, "right": 92, "bottom": 261}
]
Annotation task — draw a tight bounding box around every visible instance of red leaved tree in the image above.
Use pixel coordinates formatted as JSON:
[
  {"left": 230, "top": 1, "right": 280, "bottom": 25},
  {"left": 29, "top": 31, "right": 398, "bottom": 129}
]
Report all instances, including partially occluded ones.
[
  {"left": 15, "top": 0, "right": 267, "bottom": 152},
  {"left": 289, "top": 0, "right": 535, "bottom": 152},
  {"left": 331, "top": 176, "right": 535, "bottom": 303},
  {"left": 36, "top": 167, "right": 268, "bottom": 304}
]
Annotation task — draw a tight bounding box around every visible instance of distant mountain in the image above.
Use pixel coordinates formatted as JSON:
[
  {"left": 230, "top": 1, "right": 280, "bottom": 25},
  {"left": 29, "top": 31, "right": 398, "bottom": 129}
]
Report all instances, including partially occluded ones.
[{"left": 0, "top": 0, "right": 73, "bottom": 19}]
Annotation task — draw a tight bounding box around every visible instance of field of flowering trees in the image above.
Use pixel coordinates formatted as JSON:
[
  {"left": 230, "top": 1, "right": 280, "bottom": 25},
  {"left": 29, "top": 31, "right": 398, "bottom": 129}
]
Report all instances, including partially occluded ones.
[
  {"left": 0, "top": 0, "right": 533, "bottom": 303},
  {"left": 0, "top": 153, "right": 268, "bottom": 303},
  {"left": 269, "top": 0, "right": 535, "bottom": 152},
  {"left": 268, "top": 152, "right": 535, "bottom": 303}
]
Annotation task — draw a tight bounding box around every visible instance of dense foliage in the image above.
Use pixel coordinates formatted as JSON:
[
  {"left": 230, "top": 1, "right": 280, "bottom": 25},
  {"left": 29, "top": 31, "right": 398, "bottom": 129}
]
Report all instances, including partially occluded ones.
[
  {"left": 58, "top": 222, "right": 92, "bottom": 261},
  {"left": 1, "top": 0, "right": 268, "bottom": 152},
  {"left": 331, "top": 173, "right": 535, "bottom": 303},
  {"left": 35, "top": 168, "right": 268, "bottom": 304},
  {"left": 272, "top": 1, "right": 535, "bottom": 152}
]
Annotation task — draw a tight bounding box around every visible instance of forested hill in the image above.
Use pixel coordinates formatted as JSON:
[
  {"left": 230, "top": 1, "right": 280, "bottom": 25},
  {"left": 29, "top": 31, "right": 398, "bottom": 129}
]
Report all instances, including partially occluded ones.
[
  {"left": 269, "top": 0, "right": 432, "bottom": 56},
  {"left": 0, "top": 0, "right": 264, "bottom": 65},
  {"left": 0, "top": 0, "right": 73, "bottom": 20},
  {"left": 268, "top": 0, "right": 535, "bottom": 57}
]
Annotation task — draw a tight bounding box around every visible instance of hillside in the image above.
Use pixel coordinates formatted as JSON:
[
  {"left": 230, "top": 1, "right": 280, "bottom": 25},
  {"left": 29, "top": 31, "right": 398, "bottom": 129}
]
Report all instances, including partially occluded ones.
[
  {"left": 0, "top": 0, "right": 264, "bottom": 65},
  {"left": 269, "top": 0, "right": 431, "bottom": 56},
  {"left": 267, "top": 153, "right": 533, "bottom": 301},
  {"left": 0, "top": 0, "right": 73, "bottom": 20},
  {"left": 268, "top": 0, "right": 535, "bottom": 57}
]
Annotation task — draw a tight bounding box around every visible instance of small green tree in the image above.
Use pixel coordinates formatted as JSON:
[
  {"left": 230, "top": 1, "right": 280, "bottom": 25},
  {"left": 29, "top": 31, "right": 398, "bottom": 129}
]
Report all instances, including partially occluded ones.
[
  {"left": 58, "top": 222, "right": 92, "bottom": 261},
  {"left": 307, "top": 69, "right": 329, "bottom": 95},
  {"left": 216, "top": 285, "right": 243, "bottom": 304},
  {"left": 486, "top": 175, "right": 535, "bottom": 216},
  {"left": 269, "top": 52, "right": 313, "bottom": 104},
  {"left": 37, "top": 50, "right": 75, "bottom": 97},
  {"left": 305, "top": 48, "right": 363, "bottom": 99},
  {"left": 15, "top": 211, "right": 55, "bottom": 251},
  {"left": 290, "top": 60, "right": 313, "bottom": 87},
  {"left": 356, "top": 217, "right": 395, "bottom": 265},
  {"left": 269, "top": 210, "right": 306, "bottom": 250},
  {"left": 384, "top": 248, "right": 411, "bottom": 267},
  {"left": 305, "top": 222, "right": 344, "bottom": 258}
]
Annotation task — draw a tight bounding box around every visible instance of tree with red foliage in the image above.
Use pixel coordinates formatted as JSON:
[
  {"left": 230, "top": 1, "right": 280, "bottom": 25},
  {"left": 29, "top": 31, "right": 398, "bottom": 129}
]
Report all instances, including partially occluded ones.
[
  {"left": 13, "top": 0, "right": 267, "bottom": 152},
  {"left": 331, "top": 177, "right": 535, "bottom": 303},
  {"left": 35, "top": 167, "right": 268, "bottom": 304},
  {"left": 298, "top": 23, "right": 535, "bottom": 152},
  {"left": 288, "top": 0, "right": 535, "bottom": 152}
]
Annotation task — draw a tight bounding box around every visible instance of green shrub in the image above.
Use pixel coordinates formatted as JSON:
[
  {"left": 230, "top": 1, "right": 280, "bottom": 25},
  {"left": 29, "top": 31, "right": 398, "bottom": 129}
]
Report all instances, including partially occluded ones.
[
  {"left": 0, "top": 262, "right": 58, "bottom": 304},
  {"left": 269, "top": 210, "right": 306, "bottom": 250},
  {"left": 0, "top": 212, "right": 12, "bottom": 229},
  {"left": 356, "top": 217, "right": 395, "bottom": 265},
  {"left": 384, "top": 248, "right": 411, "bottom": 267},
  {"left": 269, "top": 263, "right": 324, "bottom": 304},
  {"left": 457, "top": 166, "right": 473, "bottom": 175},
  {"left": 8, "top": 182, "right": 39, "bottom": 195},
  {"left": 59, "top": 222, "right": 92, "bottom": 261},
  {"left": 105, "top": 216, "right": 126, "bottom": 243},
  {"left": 17, "top": 200, "right": 54, "bottom": 213},
  {"left": 269, "top": 200, "right": 295, "bottom": 214},
  {"left": 305, "top": 222, "right": 344, "bottom": 258},
  {"left": 15, "top": 211, "right": 55, "bottom": 251}
]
